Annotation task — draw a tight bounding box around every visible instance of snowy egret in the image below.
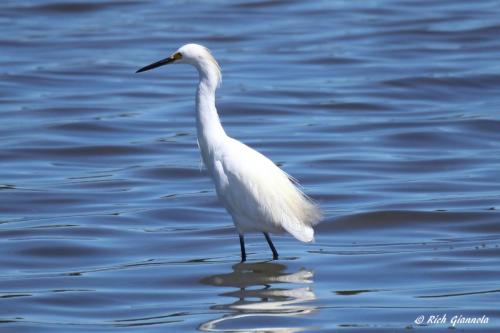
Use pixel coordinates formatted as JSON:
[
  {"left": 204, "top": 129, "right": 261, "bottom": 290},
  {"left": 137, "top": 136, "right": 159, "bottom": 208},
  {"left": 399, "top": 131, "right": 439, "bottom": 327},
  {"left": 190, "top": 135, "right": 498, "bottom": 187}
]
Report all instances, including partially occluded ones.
[{"left": 137, "top": 44, "right": 321, "bottom": 261}]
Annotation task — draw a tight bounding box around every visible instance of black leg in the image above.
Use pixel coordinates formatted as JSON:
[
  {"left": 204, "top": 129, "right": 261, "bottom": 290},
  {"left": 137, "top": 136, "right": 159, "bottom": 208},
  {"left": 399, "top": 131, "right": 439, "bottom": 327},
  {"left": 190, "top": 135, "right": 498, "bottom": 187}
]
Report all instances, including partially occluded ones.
[
  {"left": 239, "top": 234, "right": 246, "bottom": 262},
  {"left": 263, "top": 232, "right": 279, "bottom": 260}
]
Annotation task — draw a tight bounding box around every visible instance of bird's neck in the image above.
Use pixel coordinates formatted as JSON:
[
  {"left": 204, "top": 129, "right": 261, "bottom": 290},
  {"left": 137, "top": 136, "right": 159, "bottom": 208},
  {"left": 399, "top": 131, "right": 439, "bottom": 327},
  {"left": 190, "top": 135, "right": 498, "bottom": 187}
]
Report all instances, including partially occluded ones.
[{"left": 195, "top": 69, "right": 226, "bottom": 163}]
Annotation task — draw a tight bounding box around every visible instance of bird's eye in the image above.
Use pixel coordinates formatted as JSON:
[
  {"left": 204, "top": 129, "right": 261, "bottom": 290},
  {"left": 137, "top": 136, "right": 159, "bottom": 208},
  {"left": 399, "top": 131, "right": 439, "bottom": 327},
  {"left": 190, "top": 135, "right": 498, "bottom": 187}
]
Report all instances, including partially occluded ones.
[{"left": 172, "top": 52, "right": 182, "bottom": 60}]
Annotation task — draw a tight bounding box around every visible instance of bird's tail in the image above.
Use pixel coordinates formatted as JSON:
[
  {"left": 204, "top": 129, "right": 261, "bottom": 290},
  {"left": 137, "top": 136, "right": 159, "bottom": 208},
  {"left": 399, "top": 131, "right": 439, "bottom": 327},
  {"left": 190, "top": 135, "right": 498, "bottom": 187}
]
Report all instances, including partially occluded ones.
[
  {"left": 283, "top": 191, "right": 322, "bottom": 242},
  {"left": 282, "top": 219, "right": 315, "bottom": 242}
]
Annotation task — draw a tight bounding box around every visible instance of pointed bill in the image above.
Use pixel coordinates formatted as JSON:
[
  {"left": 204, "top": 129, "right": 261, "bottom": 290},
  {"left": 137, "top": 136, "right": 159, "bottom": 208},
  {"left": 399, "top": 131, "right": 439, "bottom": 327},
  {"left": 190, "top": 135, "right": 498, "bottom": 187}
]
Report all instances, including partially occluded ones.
[{"left": 136, "top": 52, "right": 182, "bottom": 73}]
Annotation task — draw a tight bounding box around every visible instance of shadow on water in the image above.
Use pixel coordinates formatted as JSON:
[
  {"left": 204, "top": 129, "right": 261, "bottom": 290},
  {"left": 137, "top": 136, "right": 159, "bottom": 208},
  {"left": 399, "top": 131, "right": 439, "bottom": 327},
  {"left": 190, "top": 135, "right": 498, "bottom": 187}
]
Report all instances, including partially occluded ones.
[{"left": 198, "top": 262, "right": 316, "bottom": 332}]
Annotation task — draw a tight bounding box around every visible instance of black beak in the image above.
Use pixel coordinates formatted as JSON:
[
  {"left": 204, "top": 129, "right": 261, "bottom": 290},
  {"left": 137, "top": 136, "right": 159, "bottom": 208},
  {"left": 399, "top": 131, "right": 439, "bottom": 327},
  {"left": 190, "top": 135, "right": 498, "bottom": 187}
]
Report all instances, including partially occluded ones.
[{"left": 136, "top": 56, "right": 176, "bottom": 73}]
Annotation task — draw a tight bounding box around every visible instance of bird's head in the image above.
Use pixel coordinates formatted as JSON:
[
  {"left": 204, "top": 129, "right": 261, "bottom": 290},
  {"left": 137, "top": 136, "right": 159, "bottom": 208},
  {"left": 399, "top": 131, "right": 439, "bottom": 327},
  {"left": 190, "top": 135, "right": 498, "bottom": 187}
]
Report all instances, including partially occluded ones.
[{"left": 136, "top": 44, "right": 221, "bottom": 84}]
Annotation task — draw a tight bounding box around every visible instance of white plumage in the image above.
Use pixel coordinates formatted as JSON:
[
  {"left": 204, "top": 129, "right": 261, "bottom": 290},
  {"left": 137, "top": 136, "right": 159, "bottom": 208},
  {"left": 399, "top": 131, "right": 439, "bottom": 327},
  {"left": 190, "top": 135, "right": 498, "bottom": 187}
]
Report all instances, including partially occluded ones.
[
  {"left": 212, "top": 138, "right": 321, "bottom": 242},
  {"left": 137, "top": 43, "right": 322, "bottom": 261}
]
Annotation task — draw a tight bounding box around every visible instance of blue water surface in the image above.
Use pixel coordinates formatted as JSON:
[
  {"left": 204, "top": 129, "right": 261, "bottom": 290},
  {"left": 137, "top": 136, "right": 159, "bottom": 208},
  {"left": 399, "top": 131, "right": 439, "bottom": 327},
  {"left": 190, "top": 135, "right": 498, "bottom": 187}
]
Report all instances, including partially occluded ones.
[{"left": 1, "top": 0, "right": 499, "bottom": 331}]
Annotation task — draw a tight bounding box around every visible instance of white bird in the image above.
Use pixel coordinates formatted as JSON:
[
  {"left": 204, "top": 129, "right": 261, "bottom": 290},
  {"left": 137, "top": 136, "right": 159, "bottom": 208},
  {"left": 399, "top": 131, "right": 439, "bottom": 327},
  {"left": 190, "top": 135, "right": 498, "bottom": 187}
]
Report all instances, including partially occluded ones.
[{"left": 137, "top": 44, "right": 322, "bottom": 261}]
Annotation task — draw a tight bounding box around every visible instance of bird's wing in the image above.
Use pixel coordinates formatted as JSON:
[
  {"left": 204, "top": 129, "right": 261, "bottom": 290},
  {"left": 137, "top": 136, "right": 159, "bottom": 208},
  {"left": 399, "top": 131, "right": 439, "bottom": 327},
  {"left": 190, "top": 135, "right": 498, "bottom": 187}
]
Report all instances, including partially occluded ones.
[{"left": 214, "top": 138, "right": 320, "bottom": 241}]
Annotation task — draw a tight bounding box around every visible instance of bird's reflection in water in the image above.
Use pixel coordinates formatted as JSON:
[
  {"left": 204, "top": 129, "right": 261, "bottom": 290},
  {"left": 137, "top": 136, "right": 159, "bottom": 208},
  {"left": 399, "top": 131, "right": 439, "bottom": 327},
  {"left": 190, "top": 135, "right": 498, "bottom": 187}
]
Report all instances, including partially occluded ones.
[{"left": 199, "top": 262, "right": 316, "bottom": 332}]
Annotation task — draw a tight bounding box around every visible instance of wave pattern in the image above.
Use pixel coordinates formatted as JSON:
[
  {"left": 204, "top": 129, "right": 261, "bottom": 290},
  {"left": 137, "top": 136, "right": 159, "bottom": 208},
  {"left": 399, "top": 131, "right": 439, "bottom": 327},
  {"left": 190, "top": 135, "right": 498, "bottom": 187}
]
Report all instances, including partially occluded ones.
[{"left": 1, "top": 0, "right": 499, "bottom": 332}]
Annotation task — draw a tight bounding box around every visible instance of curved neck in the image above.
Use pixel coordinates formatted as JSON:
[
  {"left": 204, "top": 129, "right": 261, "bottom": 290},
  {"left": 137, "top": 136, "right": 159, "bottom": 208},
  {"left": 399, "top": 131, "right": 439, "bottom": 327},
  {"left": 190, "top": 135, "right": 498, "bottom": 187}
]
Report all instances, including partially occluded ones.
[{"left": 195, "top": 63, "right": 226, "bottom": 163}]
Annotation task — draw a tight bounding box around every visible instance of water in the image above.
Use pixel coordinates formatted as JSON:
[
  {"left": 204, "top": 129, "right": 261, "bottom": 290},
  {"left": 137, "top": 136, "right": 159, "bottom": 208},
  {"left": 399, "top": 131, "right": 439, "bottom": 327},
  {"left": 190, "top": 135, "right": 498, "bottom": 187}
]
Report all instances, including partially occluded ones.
[{"left": 1, "top": 0, "right": 499, "bottom": 331}]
